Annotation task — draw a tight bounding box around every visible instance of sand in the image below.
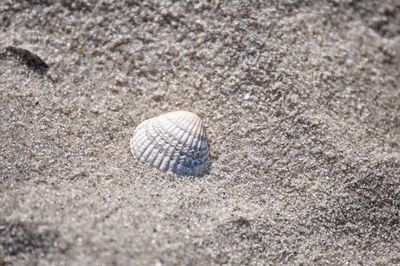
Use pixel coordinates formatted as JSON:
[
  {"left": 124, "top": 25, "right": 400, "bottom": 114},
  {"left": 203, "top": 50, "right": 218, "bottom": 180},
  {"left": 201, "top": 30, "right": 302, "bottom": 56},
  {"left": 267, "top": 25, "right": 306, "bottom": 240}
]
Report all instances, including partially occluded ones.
[{"left": 0, "top": 1, "right": 399, "bottom": 265}]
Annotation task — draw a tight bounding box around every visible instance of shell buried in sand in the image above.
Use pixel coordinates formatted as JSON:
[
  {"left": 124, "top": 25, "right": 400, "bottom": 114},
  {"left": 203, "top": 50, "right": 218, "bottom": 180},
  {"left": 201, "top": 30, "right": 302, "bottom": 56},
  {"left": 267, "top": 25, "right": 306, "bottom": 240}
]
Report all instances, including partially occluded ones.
[{"left": 130, "top": 110, "right": 210, "bottom": 176}]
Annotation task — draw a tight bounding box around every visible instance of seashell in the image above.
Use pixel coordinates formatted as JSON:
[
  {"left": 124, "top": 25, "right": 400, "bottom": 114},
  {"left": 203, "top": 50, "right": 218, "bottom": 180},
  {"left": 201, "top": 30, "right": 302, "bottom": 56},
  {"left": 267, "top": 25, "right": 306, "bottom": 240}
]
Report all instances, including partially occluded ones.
[{"left": 130, "top": 110, "right": 210, "bottom": 176}]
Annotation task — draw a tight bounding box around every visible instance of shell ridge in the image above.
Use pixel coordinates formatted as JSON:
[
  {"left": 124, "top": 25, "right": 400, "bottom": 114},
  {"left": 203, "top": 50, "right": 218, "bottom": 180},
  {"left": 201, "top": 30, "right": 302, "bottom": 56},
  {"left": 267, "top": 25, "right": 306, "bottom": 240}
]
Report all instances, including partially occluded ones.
[
  {"left": 140, "top": 120, "right": 160, "bottom": 162},
  {"left": 157, "top": 116, "right": 202, "bottom": 155},
  {"left": 151, "top": 117, "right": 182, "bottom": 158}
]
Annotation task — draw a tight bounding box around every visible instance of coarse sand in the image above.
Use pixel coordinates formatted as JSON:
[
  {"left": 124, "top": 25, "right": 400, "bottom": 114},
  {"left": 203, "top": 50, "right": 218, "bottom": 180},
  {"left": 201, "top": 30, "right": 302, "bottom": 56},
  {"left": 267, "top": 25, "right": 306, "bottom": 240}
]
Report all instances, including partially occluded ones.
[{"left": 0, "top": 1, "right": 399, "bottom": 265}]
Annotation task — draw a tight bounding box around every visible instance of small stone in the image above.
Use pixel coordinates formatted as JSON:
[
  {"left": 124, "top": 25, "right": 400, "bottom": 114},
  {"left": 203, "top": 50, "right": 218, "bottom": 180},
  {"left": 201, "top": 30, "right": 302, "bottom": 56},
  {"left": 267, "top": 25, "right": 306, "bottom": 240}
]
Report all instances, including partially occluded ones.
[{"left": 3, "top": 46, "right": 49, "bottom": 74}]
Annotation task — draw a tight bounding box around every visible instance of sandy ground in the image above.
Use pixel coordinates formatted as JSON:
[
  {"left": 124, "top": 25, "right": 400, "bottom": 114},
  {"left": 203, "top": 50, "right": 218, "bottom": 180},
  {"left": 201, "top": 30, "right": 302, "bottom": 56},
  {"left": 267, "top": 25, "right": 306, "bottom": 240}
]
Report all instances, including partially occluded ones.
[{"left": 0, "top": 1, "right": 399, "bottom": 265}]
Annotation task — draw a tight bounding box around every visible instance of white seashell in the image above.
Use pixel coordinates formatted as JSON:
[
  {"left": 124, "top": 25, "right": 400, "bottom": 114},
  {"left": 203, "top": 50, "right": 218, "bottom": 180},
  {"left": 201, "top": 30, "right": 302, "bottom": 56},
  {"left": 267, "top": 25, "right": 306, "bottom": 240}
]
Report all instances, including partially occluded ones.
[{"left": 130, "top": 110, "right": 210, "bottom": 176}]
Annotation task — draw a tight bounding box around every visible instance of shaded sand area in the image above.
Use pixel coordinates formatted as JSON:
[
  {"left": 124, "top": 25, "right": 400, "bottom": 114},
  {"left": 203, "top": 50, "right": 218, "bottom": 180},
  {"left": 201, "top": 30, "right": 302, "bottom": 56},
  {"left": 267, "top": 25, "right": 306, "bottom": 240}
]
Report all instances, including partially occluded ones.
[{"left": 1, "top": 1, "right": 399, "bottom": 265}]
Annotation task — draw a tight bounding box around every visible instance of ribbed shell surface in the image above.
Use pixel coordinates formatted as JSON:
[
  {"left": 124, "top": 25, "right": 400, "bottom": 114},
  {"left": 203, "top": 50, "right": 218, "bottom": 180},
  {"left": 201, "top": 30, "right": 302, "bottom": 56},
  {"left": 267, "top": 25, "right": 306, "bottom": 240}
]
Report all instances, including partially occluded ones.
[{"left": 130, "top": 111, "right": 210, "bottom": 176}]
